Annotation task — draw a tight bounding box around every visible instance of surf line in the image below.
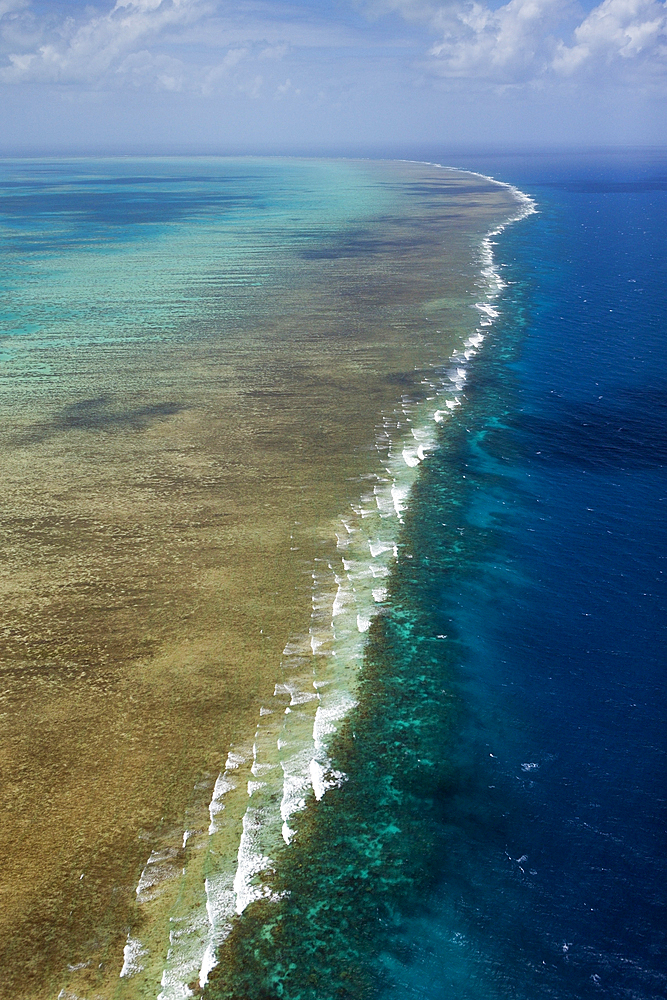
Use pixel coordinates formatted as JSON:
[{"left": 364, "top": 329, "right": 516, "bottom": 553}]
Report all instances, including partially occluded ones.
[{"left": 119, "top": 170, "right": 537, "bottom": 1000}]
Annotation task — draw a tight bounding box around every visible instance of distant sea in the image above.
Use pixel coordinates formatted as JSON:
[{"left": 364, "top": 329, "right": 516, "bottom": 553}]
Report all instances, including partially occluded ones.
[{"left": 206, "top": 150, "right": 667, "bottom": 1000}]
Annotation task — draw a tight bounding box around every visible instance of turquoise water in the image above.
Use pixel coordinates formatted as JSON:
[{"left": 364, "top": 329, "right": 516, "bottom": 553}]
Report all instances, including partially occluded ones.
[
  {"left": 0, "top": 157, "right": 389, "bottom": 388},
  {"left": 204, "top": 152, "right": 667, "bottom": 999}
]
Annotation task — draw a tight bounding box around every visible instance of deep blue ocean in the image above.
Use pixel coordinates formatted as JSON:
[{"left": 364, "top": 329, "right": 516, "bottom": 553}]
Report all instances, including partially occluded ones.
[{"left": 374, "top": 151, "right": 667, "bottom": 1000}]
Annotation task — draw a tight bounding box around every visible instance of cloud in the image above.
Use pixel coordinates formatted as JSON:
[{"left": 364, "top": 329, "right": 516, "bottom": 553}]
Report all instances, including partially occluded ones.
[
  {"left": 0, "top": 0, "right": 27, "bottom": 15},
  {"left": 259, "top": 43, "right": 288, "bottom": 60},
  {"left": 363, "top": 0, "right": 667, "bottom": 83},
  {"left": 553, "top": 0, "right": 667, "bottom": 75},
  {"left": 275, "top": 75, "right": 300, "bottom": 98},
  {"left": 0, "top": 0, "right": 370, "bottom": 100},
  {"left": 116, "top": 49, "right": 186, "bottom": 90},
  {"left": 200, "top": 46, "right": 249, "bottom": 95},
  {"left": 0, "top": 0, "right": 209, "bottom": 84},
  {"left": 1, "top": 0, "right": 665, "bottom": 99},
  {"left": 428, "top": 0, "right": 572, "bottom": 81}
]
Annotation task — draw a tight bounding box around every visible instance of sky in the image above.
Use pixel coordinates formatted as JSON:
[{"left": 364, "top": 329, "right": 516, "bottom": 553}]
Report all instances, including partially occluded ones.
[{"left": 0, "top": 0, "right": 665, "bottom": 153}]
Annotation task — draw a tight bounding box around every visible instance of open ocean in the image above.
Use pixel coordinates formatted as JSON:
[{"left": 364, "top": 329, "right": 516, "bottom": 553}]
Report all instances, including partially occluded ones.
[{"left": 0, "top": 151, "right": 665, "bottom": 999}]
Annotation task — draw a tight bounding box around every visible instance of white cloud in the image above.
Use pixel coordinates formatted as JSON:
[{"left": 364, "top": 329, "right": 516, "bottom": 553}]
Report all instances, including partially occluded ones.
[
  {"left": 0, "top": 0, "right": 31, "bottom": 48},
  {"left": 0, "top": 0, "right": 209, "bottom": 84},
  {"left": 364, "top": 0, "right": 667, "bottom": 82},
  {"left": 0, "top": 0, "right": 665, "bottom": 98},
  {"left": 116, "top": 48, "right": 186, "bottom": 90},
  {"left": 239, "top": 71, "right": 262, "bottom": 97},
  {"left": 201, "top": 46, "right": 249, "bottom": 94},
  {"left": 275, "top": 75, "right": 301, "bottom": 97},
  {"left": 553, "top": 0, "right": 667, "bottom": 74},
  {"left": 0, "top": 0, "right": 27, "bottom": 18},
  {"left": 0, "top": 0, "right": 370, "bottom": 98},
  {"left": 0, "top": 0, "right": 26, "bottom": 16},
  {"left": 259, "top": 43, "right": 288, "bottom": 60},
  {"left": 115, "top": 0, "right": 170, "bottom": 10},
  {"left": 428, "top": 0, "right": 572, "bottom": 81}
]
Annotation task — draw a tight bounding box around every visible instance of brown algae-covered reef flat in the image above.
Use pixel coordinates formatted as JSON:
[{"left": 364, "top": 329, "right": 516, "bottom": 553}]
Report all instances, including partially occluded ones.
[{"left": 0, "top": 158, "right": 520, "bottom": 999}]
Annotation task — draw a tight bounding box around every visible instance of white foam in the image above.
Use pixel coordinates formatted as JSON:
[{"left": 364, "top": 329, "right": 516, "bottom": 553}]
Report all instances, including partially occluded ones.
[
  {"left": 119, "top": 935, "right": 148, "bottom": 978},
  {"left": 135, "top": 849, "right": 180, "bottom": 902},
  {"left": 309, "top": 757, "right": 347, "bottom": 801},
  {"left": 204, "top": 873, "right": 235, "bottom": 932},
  {"left": 157, "top": 964, "right": 195, "bottom": 1000},
  {"left": 224, "top": 751, "right": 246, "bottom": 770},
  {"left": 357, "top": 613, "right": 371, "bottom": 632},
  {"left": 157, "top": 912, "right": 213, "bottom": 1000},
  {"left": 280, "top": 762, "right": 311, "bottom": 842},
  {"left": 233, "top": 810, "right": 272, "bottom": 914},
  {"left": 402, "top": 445, "right": 421, "bottom": 467},
  {"left": 313, "top": 693, "right": 358, "bottom": 751},
  {"left": 309, "top": 758, "right": 327, "bottom": 801},
  {"left": 198, "top": 873, "right": 236, "bottom": 982},
  {"left": 332, "top": 584, "right": 347, "bottom": 616},
  {"left": 370, "top": 563, "right": 390, "bottom": 578},
  {"left": 208, "top": 774, "right": 236, "bottom": 833},
  {"left": 369, "top": 539, "right": 395, "bottom": 558},
  {"left": 199, "top": 942, "right": 218, "bottom": 989},
  {"left": 282, "top": 683, "right": 318, "bottom": 707},
  {"left": 465, "top": 332, "right": 484, "bottom": 348},
  {"left": 374, "top": 484, "right": 397, "bottom": 518}
]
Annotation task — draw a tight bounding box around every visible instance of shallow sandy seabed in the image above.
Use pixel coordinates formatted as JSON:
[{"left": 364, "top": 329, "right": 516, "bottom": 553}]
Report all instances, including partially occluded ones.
[{"left": 0, "top": 161, "right": 517, "bottom": 999}]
